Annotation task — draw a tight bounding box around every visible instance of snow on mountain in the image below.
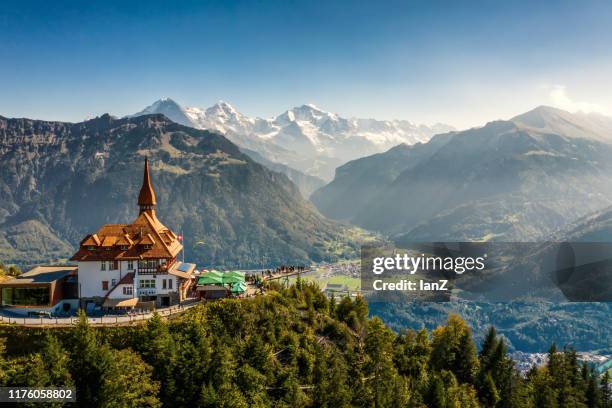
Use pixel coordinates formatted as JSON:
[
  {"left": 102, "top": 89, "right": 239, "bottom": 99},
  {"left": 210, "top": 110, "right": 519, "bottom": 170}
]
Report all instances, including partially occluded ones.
[
  {"left": 130, "top": 98, "right": 454, "bottom": 180},
  {"left": 129, "top": 97, "right": 194, "bottom": 128}
]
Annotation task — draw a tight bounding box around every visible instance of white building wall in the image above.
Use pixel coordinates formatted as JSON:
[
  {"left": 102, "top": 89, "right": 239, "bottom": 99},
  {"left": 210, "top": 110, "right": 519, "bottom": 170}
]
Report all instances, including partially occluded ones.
[
  {"left": 156, "top": 275, "right": 177, "bottom": 294},
  {"left": 122, "top": 260, "right": 137, "bottom": 274},
  {"left": 135, "top": 274, "right": 178, "bottom": 297},
  {"left": 78, "top": 261, "right": 133, "bottom": 298},
  {"left": 107, "top": 283, "right": 135, "bottom": 300},
  {"left": 78, "top": 259, "right": 178, "bottom": 301}
]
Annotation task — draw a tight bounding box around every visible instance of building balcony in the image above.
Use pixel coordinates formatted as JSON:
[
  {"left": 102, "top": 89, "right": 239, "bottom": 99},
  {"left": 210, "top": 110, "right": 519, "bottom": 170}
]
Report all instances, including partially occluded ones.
[{"left": 137, "top": 258, "right": 176, "bottom": 275}]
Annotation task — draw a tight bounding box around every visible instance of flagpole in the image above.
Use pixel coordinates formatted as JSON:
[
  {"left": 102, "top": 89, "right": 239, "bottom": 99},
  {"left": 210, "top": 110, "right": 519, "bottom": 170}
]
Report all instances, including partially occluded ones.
[{"left": 182, "top": 227, "right": 185, "bottom": 263}]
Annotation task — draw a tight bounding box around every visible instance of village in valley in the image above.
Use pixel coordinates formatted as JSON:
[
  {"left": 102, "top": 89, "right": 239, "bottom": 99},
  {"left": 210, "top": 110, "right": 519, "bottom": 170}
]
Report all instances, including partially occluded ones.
[{"left": 0, "top": 159, "right": 331, "bottom": 325}]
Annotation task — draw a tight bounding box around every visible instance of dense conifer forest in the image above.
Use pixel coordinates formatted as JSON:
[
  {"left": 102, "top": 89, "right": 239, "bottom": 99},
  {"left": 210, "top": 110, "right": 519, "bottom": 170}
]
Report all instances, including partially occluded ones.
[{"left": 0, "top": 281, "right": 609, "bottom": 407}]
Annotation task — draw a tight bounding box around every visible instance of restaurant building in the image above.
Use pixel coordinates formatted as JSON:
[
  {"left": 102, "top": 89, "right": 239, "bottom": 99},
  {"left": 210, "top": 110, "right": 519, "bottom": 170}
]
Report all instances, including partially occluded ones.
[
  {"left": 0, "top": 265, "right": 78, "bottom": 316},
  {"left": 70, "top": 158, "right": 195, "bottom": 310}
]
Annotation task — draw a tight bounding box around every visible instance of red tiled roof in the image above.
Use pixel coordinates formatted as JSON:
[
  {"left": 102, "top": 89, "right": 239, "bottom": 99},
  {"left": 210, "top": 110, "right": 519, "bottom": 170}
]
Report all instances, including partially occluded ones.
[
  {"left": 116, "top": 234, "right": 134, "bottom": 246},
  {"left": 101, "top": 236, "right": 118, "bottom": 247},
  {"left": 70, "top": 212, "right": 182, "bottom": 261},
  {"left": 139, "top": 233, "right": 155, "bottom": 245},
  {"left": 118, "top": 272, "right": 134, "bottom": 285},
  {"left": 82, "top": 234, "right": 101, "bottom": 246}
]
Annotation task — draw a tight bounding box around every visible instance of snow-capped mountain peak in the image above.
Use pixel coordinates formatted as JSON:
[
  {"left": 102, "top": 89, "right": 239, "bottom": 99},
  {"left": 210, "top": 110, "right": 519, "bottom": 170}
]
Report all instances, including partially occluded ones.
[
  {"left": 206, "top": 100, "right": 238, "bottom": 116},
  {"left": 276, "top": 104, "right": 340, "bottom": 126},
  {"left": 130, "top": 98, "right": 454, "bottom": 180},
  {"left": 139, "top": 97, "right": 181, "bottom": 113},
  {"left": 130, "top": 98, "right": 194, "bottom": 127}
]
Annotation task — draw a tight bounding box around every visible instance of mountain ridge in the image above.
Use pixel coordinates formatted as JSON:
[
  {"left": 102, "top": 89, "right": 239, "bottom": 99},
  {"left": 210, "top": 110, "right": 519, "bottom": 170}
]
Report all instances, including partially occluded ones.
[
  {"left": 130, "top": 98, "right": 455, "bottom": 181},
  {"left": 312, "top": 106, "right": 612, "bottom": 242},
  {"left": 0, "top": 113, "right": 360, "bottom": 267}
]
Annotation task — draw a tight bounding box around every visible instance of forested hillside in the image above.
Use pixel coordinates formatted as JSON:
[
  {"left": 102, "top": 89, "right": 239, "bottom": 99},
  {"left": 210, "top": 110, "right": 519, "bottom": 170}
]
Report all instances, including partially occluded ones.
[
  {"left": 369, "top": 301, "right": 612, "bottom": 354},
  {"left": 0, "top": 284, "right": 608, "bottom": 407}
]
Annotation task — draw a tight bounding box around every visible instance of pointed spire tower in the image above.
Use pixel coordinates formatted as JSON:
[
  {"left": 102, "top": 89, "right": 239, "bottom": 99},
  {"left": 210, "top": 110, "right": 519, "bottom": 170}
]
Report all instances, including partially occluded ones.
[{"left": 138, "top": 157, "right": 157, "bottom": 215}]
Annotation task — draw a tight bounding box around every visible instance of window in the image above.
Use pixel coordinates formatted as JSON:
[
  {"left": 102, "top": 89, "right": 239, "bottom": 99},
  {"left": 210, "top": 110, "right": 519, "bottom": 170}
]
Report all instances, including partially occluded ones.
[
  {"left": 120, "top": 245, "right": 128, "bottom": 251},
  {"left": 108, "top": 260, "right": 118, "bottom": 270},
  {"left": 127, "top": 260, "right": 134, "bottom": 270},
  {"left": 111, "top": 279, "right": 117, "bottom": 287},
  {"left": 162, "top": 279, "right": 167, "bottom": 289},
  {"left": 2, "top": 287, "right": 50, "bottom": 306},
  {"left": 101, "top": 261, "right": 106, "bottom": 271},
  {"left": 123, "top": 286, "right": 133, "bottom": 295},
  {"left": 139, "top": 279, "right": 155, "bottom": 288},
  {"left": 168, "top": 279, "right": 173, "bottom": 290},
  {"left": 102, "top": 281, "right": 109, "bottom": 290}
]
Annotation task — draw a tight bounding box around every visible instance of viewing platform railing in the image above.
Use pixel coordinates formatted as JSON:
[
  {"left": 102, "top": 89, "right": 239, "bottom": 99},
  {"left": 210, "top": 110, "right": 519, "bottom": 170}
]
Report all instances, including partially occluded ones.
[{"left": 0, "top": 298, "right": 201, "bottom": 326}]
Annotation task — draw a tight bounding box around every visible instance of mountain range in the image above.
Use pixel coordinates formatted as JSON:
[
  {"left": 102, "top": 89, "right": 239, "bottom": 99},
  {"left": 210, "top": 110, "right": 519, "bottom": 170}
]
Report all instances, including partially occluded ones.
[
  {"left": 131, "top": 98, "right": 454, "bottom": 182},
  {"left": 3, "top": 104, "right": 612, "bottom": 354},
  {"left": 312, "top": 106, "right": 612, "bottom": 242},
  {"left": 0, "top": 114, "right": 360, "bottom": 267}
]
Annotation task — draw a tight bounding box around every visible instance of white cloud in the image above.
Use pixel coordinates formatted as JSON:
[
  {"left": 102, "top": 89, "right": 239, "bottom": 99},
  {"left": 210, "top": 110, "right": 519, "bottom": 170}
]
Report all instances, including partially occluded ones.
[{"left": 548, "top": 85, "right": 606, "bottom": 114}]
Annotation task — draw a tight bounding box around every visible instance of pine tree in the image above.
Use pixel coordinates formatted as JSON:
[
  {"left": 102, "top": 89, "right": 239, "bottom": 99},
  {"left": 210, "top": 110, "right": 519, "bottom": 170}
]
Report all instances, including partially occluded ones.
[
  {"left": 480, "top": 372, "right": 500, "bottom": 407},
  {"left": 139, "top": 313, "right": 177, "bottom": 405},
  {"left": 236, "top": 364, "right": 268, "bottom": 406},
  {"left": 456, "top": 330, "right": 478, "bottom": 383},
  {"left": 172, "top": 321, "right": 213, "bottom": 406},
  {"left": 329, "top": 293, "right": 336, "bottom": 317},
  {"left": 393, "top": 328, "right": 431, "bottom": 381},
  {"left": 600, "top": 371, "right": 610, "bottom": 408},
  {"left": 200, "top": 382, "right": 217, "bottom": 407},
  {"left": 279, "top": 374, "right": 310, "bottom": 408},
  {"left": 68, "top": 311, "right": 113, "bottom": 406},
  {"left": 364, "top": 317, "right": 401, "bottom": 408},
  {"left": 430, "top": 314, "right": 478, "bottom": 384},
  {"left": 101, "top": 348, "right": 161, "bottom": 408},
  {"left": 40, "top": 333, "right": 72, "bottom": 387},
  {"left": 0, "top": 337, "right": 7, "bottom": 386},
  {"left": 313, "top": 348, "right": 351, "bottom": 408},
  {"left": 480, "top": 326, "right": 498, "bottom": 369},
  {"left": 428, "top": 375, "right": 447, "bottom": 408},
  {"left": 584, "top": 365, "right": 600, "bottom": 408},
  {"left": 490, "top": 339, "right": 515, "bottom": 407}
]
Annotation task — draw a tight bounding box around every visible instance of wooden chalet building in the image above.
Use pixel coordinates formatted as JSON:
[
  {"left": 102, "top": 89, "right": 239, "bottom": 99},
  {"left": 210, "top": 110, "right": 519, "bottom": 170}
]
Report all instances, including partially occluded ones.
[{"left": 70, "top": 158, "right": 195, "bottom": 310}]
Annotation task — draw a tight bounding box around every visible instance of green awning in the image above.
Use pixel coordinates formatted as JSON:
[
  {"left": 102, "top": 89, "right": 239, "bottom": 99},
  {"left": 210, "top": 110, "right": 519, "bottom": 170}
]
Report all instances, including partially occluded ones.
[
  {"left": 230, "top": 281, "right": 247, "bottom": 294},
  {"left": 207, "top": 270, "right": 224, "bottom": 278},
  {"left": 222, "top": 276, "right": 242, "bottom": 284},
  {"left": 197, "top": 272, "right": 224, "bottom": 285},
  {"left": 222, "top": 271, "right": 246, "bottom": 284}
]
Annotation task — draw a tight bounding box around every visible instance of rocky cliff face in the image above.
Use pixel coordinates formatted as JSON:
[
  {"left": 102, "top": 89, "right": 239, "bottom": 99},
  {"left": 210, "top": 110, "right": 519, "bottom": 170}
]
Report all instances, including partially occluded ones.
[{"left": 0, "top": 114, "right": 358, "bottom": 267}]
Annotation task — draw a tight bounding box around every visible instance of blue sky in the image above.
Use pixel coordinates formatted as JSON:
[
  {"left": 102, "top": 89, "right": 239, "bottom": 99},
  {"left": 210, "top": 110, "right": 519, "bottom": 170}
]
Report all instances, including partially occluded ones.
[{"left": 1, "top": 0, "right": 612, "bottom": 128}]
